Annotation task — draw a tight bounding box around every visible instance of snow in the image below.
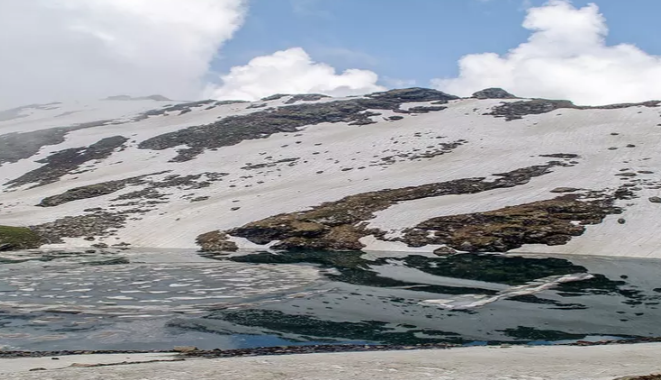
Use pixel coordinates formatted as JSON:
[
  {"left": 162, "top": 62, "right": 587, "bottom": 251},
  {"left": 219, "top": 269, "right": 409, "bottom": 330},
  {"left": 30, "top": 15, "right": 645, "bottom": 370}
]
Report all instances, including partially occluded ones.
[
  {"left": 5, "top": 344, "right": 661, "bottom": 380},
  {"left": 1, "top": 95, "right": 661, "bottom": 258}
]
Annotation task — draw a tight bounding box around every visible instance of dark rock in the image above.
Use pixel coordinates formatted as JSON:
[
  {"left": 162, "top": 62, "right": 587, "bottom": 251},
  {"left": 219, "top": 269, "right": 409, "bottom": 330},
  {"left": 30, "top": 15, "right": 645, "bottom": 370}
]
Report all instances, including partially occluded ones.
[
  {"left": 403, "top": 194, "right": 620, "bottom": 252},
  {"left": 540, "top": 153, "right": 580, "bottom": 159},
  {"left": 6, "top": 136, "right": 128, "bottom": 188},
  {"left": 551, "top": 187, "right": 581, "bottom": 193},
  {"left": 366, "top": 88, "right": 458, "bottom": 104},
  {"left": 472, "top": 88, "right": 517, "bottom": 99},
  {"left": 388, "top": 116, "right": 404, "bottom": 121},
  {"left": 38, "top": 181, "right": 129, "bottom": 207},
  {"left": 433, "top": 246, "right": 458, "bottom": 255},
  {"left": 649, "top": 197, "right": 661, "bottom": 203},
  {"left": 284, "top": 94, "right": 330, "bottom": 104},
  {"left": 0, "top": 120, "right": 113, "bottom": 167},
  {"left": 139, "top": 88, "right": 458, "bottom": 162},
  {"left": 618, "top": 218, "right": 627, "bottom": 224},
  {"left": 31, "top": 211, "right": 129, "bottom": 244},
  {"left": 190, "top": 196, "right": 210, "bottom": 203},
  {"left": 487, "top": 99, "right": 577, "bottom": 121},
  {"left": 487, "top": 99, "right": 660, "bottom": 121},
  {"left": 173, "top": 346, "right": 199, "bottom": 353},
  {"left": 208, "top": 162, "right": 570, "bottom": 252},
  {"left": 406, "top": 106, "right": 447, "bottom": 114},
  {"left": 261, "top": 94, "right": 290, "bottom": 101}
]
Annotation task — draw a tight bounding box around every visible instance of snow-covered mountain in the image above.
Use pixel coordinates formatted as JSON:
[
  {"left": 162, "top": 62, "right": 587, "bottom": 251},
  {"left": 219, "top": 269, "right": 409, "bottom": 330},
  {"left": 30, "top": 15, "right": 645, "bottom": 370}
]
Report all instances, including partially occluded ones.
[{"left": 1, "top": 88, "right": 660, "bottom": 258}]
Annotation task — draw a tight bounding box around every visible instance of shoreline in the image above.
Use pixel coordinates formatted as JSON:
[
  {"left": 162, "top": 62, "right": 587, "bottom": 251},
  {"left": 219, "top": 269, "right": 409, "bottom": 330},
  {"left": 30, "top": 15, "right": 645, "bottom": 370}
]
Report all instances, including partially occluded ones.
[
  {"left": 3, "top": 336, "right": 661, "bottom": 359},
  {"left": 2, "top": 342, "right": 661, "bottom": 380}
]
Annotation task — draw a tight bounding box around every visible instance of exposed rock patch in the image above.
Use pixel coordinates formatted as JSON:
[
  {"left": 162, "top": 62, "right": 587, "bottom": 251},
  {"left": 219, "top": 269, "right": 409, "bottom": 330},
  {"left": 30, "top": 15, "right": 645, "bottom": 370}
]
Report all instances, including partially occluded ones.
[
  {"left": 37, "top": 180, "right": 129, "bottom": 207},
  {"left": 488, "top": 99, "right": 660, "bottom": 121},
  {"left": 35, "top": 172, "right": 169, "bottom": 207},
  {"left": 5, "top": 136, "right": 128, "bottom": 188},
  {"left": 134, "top": 100, "right": 247, "bottom": 121},
  {"left": 261, "top": 94, "right": 289, "bottom": 101},
  {"left": 197, "top": 231, "right": 238, "bottom": 252},
  {"left": 487, "top": 99, "right": 578, "bottom": 121},
  {"left": 30, "top": 210, "right": 130, "bottom": 244},
  {"left": 139, "top": 88, "right": 458, "bottom": 162},
  {"left": 0, "top": 120, "right": 114, "bottom": 166},
  {"left": 241, "top": 158, "right": 300, "bottom": 171},
  {"left": 402, "top": 194, "right": 620, "bottom": 252},
  {"left": 284, "top": 94, "right": 330, "bottom": 104},
  {"left": 404, "top": 106, "right": 448, "bottom": 114},
  {"left": 204, "top": 162, "right": 567, "bottom": 251},
  {"left": 472, "top": 88, "right": 517, "bottom": 99}
]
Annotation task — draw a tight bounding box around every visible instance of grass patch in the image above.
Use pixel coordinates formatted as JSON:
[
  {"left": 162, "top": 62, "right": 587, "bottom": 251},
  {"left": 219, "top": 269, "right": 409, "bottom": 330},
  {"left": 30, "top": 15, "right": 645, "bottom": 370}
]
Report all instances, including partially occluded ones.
[{"left": 0, "top": 226, "right": 42, "bottom": 251}]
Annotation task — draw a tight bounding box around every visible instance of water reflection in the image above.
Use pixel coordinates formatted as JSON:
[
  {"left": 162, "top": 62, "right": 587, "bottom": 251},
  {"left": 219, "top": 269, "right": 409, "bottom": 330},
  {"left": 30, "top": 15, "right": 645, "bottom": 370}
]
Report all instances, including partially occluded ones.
[{"left": 0, "top": 250, "right": 660, "bottom": 350}]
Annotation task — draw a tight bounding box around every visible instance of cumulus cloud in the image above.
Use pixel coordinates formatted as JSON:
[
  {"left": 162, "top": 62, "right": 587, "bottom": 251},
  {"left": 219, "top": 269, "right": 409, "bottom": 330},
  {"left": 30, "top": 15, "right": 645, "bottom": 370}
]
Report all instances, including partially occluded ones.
[
  {"left": 0, "top": 0, "right": 246, "bottom": 108},
  {"left": 434, "top": 0, "right": 661, "bottom": 106},
  {"left": 207, "top": 47, "right": 386, "bottom": 101}
]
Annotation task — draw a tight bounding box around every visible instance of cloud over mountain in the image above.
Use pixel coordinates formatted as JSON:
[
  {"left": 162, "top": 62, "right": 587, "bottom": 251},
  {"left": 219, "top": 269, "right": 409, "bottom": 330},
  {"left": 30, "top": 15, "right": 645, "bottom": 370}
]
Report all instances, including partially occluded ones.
[
  {"left": 0, "top": 0, "right": 248, "bottom": 108},
  {"left": 207, "top": 47, "right": 385, "bottom": 101},
  {"left": 434, "top": 0, "right": 661, "bottom": 105}
]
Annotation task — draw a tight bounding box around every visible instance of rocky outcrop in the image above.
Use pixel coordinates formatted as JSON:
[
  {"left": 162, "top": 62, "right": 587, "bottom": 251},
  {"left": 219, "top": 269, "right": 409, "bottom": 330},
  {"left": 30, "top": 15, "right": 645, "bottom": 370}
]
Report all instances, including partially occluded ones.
[
  {"left": 196, "top": 231, "right": 238, "bottom": 252},
  {"left": 30, "top": 210, "right": 129, "bottom": 244},
  {"left": 6, "top": 136, "right": 128, "bottom": 188},
  {"left": 0, "top": 120, "right": 114, "bottom": 166},
  {"left": 402, "top": 194, "right": 620, "bottom": 252},
  {"left": 205, "top": 163, "right": 567, "bottom": 252},
  {"left": 37, "top": 180, "right": 135, "bottom": 207},
  {"left": 139, "top": 101, "right": 372, "bottom": 162},
  {"left": 138, "top": 88, "right": 459, "bottom": 162},
  {"left": 0, "top": 226, "right": 42, "bottom": 251},
  {"left": 366, "top": 87, "right": 458, "bottom": 103},
  {"left": 134, "top": 100, "right": 247, "bottom": 121},
  {"left": 404, "top": 106, "right": 448, "bottom": 114},
  {"left": 487, "top": 99, "right": 578, "bottom": 121},
  {"left": 487, "top": 99, "right": 660, "bottom": 121},
  {"left": 284, "top": 94, "right": 330, "bottom": 104},
  {"left": 472, "top": 88, "right": 517, "bottom": 99}
]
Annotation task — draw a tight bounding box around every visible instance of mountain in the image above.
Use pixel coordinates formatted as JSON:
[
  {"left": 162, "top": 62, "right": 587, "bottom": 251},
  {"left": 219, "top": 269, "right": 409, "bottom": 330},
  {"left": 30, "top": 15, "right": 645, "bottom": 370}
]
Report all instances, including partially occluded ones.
[{"left": 0, "top": 88, "right": 660, "bottom": 258}]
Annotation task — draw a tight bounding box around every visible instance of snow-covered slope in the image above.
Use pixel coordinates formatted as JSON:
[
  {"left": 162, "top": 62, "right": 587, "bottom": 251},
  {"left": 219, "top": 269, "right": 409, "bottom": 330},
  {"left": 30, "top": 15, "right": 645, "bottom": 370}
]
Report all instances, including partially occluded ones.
[{"left": 1, "top": 88, "right": 660, "bottom": 258}]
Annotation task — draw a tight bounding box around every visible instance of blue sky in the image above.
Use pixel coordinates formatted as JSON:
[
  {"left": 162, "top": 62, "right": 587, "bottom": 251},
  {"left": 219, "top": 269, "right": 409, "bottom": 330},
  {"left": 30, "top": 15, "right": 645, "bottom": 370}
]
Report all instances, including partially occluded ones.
[{"left": 216, "top": 0, "right": 661, "bottom": 90}]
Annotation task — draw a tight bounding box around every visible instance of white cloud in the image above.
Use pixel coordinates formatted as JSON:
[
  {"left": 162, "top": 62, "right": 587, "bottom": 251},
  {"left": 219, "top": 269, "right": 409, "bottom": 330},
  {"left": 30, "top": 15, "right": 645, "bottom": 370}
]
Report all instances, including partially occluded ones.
[
  {"left": 0, "top": 0, "right": 246, "bottom": 109},
  {"left": 207, "top": 47, "right": 386, "bottom": 100},
  {"left": 434, "top": 0, "right": 661, "bottom": 106}
]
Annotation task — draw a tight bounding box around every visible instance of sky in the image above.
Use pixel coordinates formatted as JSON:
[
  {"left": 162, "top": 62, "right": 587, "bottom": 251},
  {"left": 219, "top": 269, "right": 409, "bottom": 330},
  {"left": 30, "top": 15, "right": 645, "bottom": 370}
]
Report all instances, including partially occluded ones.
[{"left": 2, "top": 0, "right": 661, "bottom": 108}]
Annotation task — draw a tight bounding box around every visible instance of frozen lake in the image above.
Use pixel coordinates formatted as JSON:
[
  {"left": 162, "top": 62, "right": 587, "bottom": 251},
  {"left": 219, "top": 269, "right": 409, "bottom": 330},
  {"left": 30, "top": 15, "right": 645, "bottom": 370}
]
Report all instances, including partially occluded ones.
[{"left": 1, "top": 249, "right": 660, "bottom": 351}]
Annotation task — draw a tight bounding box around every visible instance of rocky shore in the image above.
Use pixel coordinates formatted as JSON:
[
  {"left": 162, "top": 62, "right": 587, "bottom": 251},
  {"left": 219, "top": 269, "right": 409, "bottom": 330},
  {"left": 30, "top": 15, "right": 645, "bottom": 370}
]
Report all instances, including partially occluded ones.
[{"left": 2, "top": 336, "right": 661, "bottom": 359}]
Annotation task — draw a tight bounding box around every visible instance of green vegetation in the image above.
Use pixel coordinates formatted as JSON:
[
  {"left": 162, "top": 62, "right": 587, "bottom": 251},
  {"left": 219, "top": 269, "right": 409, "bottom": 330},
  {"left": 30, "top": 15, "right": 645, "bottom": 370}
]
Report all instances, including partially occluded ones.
[{"left": 0, "top": 225, "right": 42, "bottom": 251}]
